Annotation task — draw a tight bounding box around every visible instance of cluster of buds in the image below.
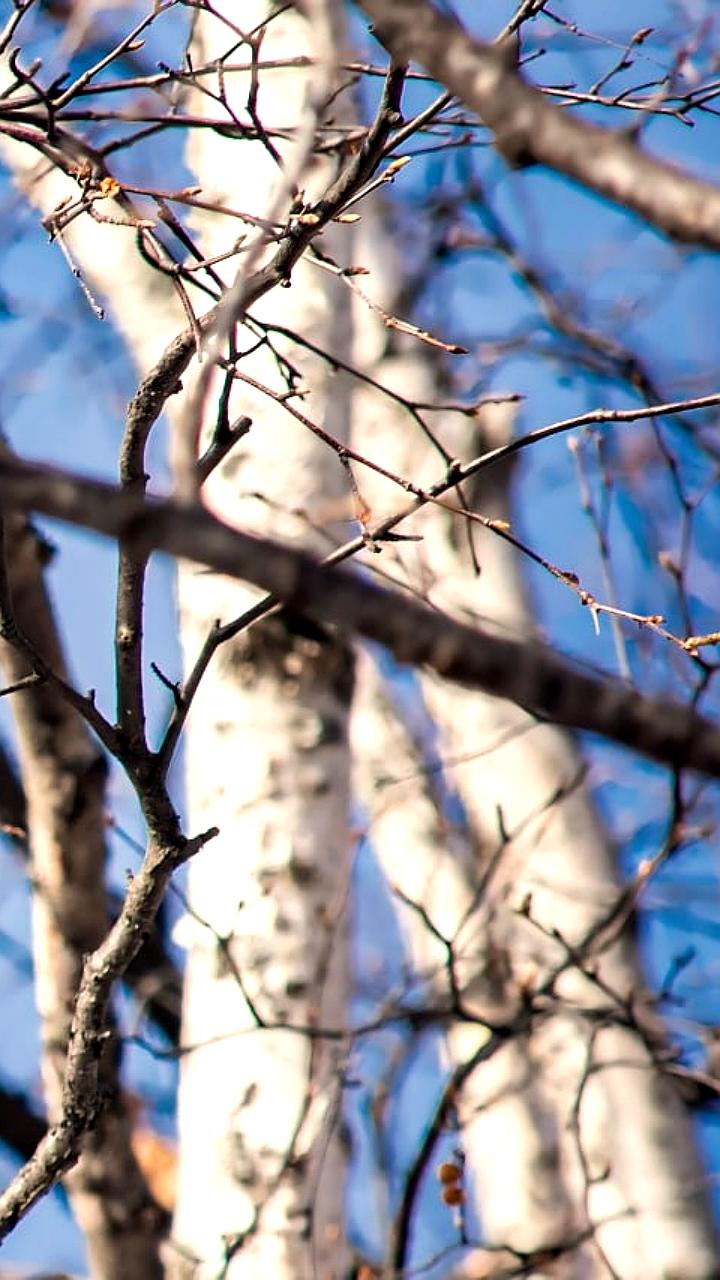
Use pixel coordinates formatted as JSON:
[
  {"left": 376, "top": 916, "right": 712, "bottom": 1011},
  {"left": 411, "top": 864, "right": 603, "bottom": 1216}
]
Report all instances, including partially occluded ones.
[{"left": 436, "top": 1157, "right": 465, "bottom": 1207}]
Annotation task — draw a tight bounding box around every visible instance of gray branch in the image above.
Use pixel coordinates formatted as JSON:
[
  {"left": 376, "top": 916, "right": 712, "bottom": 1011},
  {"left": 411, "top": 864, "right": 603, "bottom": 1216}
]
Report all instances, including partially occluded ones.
[
  {"left": 0, "top": 454, "right": 719, "bottom": 778},
  {"left": 356, "top": 0, "right": 720, "bottom": 251}
]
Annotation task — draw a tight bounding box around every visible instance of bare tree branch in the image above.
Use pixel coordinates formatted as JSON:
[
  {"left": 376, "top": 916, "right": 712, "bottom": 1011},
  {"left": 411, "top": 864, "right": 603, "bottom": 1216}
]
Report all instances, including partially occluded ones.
[
  {"left": 0, "top": 455, "right": 719, "bottom": 778},
  {"left": 0, "top": 707, "right": 181, "bottom": 1050},
  {"left": 356, "top": 0, "right": 720, "bottom": 251},
  {"left": 0, "top": 819, "right": 214, "bottom": 1245}
]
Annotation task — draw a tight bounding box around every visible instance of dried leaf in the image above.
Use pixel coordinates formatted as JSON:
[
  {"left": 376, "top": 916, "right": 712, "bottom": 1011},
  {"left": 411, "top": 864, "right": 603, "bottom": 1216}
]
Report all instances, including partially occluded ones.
[{"left": 131, "top": 1127, "right": 177, "bottom": 1211}]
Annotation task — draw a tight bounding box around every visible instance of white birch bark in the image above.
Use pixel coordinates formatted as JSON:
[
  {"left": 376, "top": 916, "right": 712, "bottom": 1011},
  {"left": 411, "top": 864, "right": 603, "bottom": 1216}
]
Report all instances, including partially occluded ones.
[
  {"left": 351, "top": 652, "right": 576, "bottom": 1275},
  {"left": 166, "top": 6, "right": 355, "bottom": 1276},
  {"left": 350, "top": 215, "right": 719, "bottom": 1277},
  {"left": 2, "top": 4, "right": 356, "bottom": 1274}
]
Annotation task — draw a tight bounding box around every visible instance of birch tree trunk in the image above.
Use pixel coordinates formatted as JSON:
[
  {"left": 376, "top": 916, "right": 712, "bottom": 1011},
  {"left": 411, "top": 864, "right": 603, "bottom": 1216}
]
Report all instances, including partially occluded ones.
[
  {"left": 349, "top": 218, "right": 719, "bottom": 1276},
  {"left": 4, "top": 5, "right": 357, "bottom": 1271},
  {"left": 163, "top": 5, "right": 356, "bottom": 1276}
]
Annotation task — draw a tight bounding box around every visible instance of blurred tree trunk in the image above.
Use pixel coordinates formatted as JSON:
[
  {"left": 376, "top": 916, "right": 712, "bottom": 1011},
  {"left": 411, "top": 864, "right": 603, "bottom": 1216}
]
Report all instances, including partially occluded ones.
[
  {"left": 0, "top": 509, "right": 164, "bottom": 1279},
  {"left": 349, "top": 213, "right": 719, "bottom": 1277}
]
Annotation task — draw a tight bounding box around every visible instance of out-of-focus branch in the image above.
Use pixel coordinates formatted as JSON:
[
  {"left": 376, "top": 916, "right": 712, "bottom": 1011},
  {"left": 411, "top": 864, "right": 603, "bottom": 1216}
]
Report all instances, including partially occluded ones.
[
  {"left": 0, "top": 510, "right": 166, "bottom": 1278},
  {"left": 0, "top": 805, "right": 213, "bottom": 1245},
  {"left": 0, "top": 1085, "right": 46, "bottom": 1164},
  {"left": 0, "top": 738, "right": 26, "bottom": 845},
  {"left": 1, "top": 455, "right": 720, "bottom": 778},
  {"left": 356, "top": 0, "right": 720, "bottom": 252},
  {"left": 0, "top": 734, "right": 181, "bottom": 1047}
]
